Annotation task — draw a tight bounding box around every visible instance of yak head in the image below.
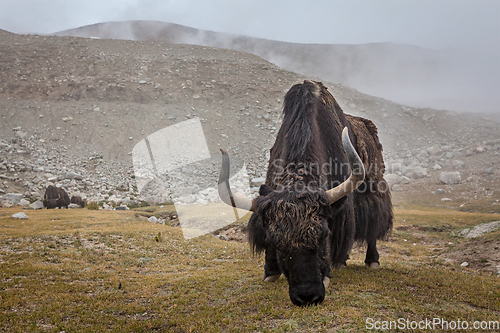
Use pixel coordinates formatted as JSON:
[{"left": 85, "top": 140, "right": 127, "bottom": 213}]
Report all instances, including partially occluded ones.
[
  {"left": 250, "top": 186, "right": 335, "bottom": 306},
  {"left": 218, "top": 127, "right": 365, "bottom": 306}
]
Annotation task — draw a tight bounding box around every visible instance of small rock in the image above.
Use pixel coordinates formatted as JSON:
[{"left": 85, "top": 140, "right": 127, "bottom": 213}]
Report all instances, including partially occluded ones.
[
  {"left": 11, "top": 212, "right": 29, "bottom": 220},
  {"left": 439, "top": 171, "right": 461, "bottom": 184},
  {"left": 65, "top": 172, "right": 83, "bottom": 180},
  {"left": 436, "top": 189, "right": 446, "bottom": 194},
  {"left": 148, "top": 216, "right": 158, "bottom": 223},
  {"left": 482, "top": 167, "right": 494, "bottom": 175},
  {"left": 251, "top": 177, "right": 266, "bottom": 187},
  {"left": 68, "top": 203, "right": 80, "bottom": 209},
  {"left": 460, "top": 262, "right": 469, "bottom": 267},
  {"left": 427, "top": 147, "right": 442, "bottom": 156}
]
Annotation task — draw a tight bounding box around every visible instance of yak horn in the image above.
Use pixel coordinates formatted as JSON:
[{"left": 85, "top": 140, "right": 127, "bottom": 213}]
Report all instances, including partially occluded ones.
[
  {"left": 218, "top": 149, "right": 255, "bottom": 212},
  {"left": 326, "top": 127, "right": 366, "bottom": 204}
]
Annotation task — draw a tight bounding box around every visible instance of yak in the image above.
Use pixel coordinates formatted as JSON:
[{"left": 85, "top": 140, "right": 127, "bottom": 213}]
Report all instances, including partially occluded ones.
[
  {"left": 70, "top": 195, "right": 86, "bottom": 208},
  {"left": 43, "top": 185, "right": 70, "bottom": 209},
  {"left": 218, "top": 81, "right": 392, "bottom": 306}
]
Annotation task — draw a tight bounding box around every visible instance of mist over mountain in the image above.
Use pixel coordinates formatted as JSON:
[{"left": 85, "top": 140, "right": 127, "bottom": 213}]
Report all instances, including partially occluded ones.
[{"left": 55, "top": 20, "right": 499, "bottom": 114}]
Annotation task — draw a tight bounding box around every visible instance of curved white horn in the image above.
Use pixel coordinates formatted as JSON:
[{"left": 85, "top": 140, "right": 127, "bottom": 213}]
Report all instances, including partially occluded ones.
[
  {"left": 326, "top": 127, "right": 366, "bottom": 204},
  {"left": 218, "top": 149, "right": 255, "bottom": 212}
]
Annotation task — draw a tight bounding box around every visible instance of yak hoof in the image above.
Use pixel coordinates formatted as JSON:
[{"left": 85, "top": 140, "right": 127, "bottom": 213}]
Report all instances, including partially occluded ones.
[
  {"left": 263, "top": 272, "right": 281, "bottom": 282},
  {"left": 365, "top": 262, "right": 379, "bottom": 269},
  {"left": 323, "top": 276, "right": 330, "bottom": 289}
]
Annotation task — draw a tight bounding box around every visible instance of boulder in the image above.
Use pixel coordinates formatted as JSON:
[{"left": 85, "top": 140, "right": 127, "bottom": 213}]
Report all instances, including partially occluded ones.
[
  {"left": 452, "top": 160, "right": 465, "bottom": 168},
  {"left": 439, "top": 171, "right": 461, "bottom": 184},
  {"left": 19, "top": 199, "right": 30, "bottom": 206},
  {"left": 1, "top": 193, "right": 23, "bottom": 205},
  {"left": 384, "top": 174, "right": 403, "bottom": 189},
  {"left": 482, "top": 167, "right": 494, "bottom": 175},
  {"left": 405, "top": 166, "right": 428, "bottom": 179},
  {"left": 11, "top": 212, "right": 29, "bottom": 220},
  {"left": 0, "top": 197, "right": 13, "bottom": 208},
  {"left": 29, "top": 200, "right": 44, "bottom": 210}
]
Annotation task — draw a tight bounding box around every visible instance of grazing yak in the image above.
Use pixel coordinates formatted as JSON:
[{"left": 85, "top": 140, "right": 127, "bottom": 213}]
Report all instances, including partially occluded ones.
[
  {"left": 43, "top": 185, "right": 70, "bottom": 209},
  {"left": 218, "top": 81, "right": 392, "bottom": 306},
  {"left": 70, "top": 195, "right": 86, "bottom": 208}
]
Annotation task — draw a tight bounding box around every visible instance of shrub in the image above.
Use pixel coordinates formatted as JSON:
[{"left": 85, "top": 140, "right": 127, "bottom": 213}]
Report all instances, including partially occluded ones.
[{"left": 86, "top": 201, "right": 99, "bottom": 210}]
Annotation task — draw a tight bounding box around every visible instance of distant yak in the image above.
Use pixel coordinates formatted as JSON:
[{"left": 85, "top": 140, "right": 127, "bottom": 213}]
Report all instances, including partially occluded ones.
[
  {"left": 218, "top": 81, "right": 392, "bottom": 306},
  {"left": 43, "top": 185, "right": 70, "bottom": 209},
  {"left": 70, "top": 195, "right": 86, "bottom": 208}
]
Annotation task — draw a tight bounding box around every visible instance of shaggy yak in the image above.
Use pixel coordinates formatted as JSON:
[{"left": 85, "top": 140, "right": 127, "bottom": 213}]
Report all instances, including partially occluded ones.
[
  {"left": 218, "top": 81, "right": 392, "bottom": 306},
  {"left": 43, "top": 185, "right": 70, "bottom": 209},
  {"left": 70, "top": 195, "right": 86, "bottom": 208}
]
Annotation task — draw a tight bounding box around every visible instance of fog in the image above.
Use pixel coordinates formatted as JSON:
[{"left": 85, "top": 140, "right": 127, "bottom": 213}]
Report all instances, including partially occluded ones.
[
  {"left": 1, "top": 0, "right": 499, "bottom": 113},
  {"left": 1, "top": 0, "right": 499, "bottom": 51}
]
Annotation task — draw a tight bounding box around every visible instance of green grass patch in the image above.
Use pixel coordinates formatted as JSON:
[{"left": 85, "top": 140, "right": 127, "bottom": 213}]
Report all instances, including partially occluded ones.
[{"left": 0, "top": 206, "right": 498, "bottom": 332}]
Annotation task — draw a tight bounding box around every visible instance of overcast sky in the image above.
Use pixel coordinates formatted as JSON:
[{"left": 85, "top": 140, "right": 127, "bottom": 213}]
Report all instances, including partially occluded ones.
[{"left": 1, "top": 0, "right": 499, "bottom": 51}]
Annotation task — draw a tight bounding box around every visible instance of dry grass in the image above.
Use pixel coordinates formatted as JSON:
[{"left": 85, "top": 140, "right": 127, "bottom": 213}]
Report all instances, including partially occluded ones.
[{"left": 0, "top": 206, "right": 499, "bottom": 332}]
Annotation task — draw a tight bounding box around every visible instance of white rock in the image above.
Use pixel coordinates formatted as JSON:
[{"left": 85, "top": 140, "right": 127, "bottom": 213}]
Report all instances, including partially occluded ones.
[
  {"left": 460, "top": 262, "right": 469, "bottom": 267},
  {"left": 65, "top": 172, "right": 83, "bottom": 180},
  {"left": 439, "top": 171, "right": 461, "bottom": 184},
  {"left": 460, "top": 221, "right": 500, "bottom": 238},
  {"left": 251, "top": 177, "right": 266, "bottom": 187},
  {"left": 19, "top": 199, "right": 30, "bottom": 206},
  {"left": 384, "top": 174, "right": 403, "bottom": 188},
  {"left": 148, "top": 216, "right": 158, "bottom": 223},
  {"left": 11, "top": 212, "right": 29, "bottom": 220},
  {"left": 2, "top": 193, "right": 23, "bottom": 205},
  {"left": 427, "top": 147, "right": 442, "bottom": 156},
  {"left": 29, "top": 200, "right": 44, "bottom": 209}
]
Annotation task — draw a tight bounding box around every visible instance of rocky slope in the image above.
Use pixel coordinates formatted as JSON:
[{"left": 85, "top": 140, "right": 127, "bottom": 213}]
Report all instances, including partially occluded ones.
[
  {"left": 55, "top": 20, "right": 500, "bottom": 114},
  {"left": 0, "top": 29, "right": 499, "bottom": 210}
]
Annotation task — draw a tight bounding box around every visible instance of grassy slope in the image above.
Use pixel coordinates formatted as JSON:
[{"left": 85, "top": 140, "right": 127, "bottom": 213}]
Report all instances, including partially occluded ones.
[{"left": 0, "top": 206, "right": 498, "bottom": 332}]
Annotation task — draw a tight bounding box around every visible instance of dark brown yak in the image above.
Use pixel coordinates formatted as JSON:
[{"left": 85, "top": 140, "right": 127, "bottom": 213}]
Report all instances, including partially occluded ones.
[
  {"left": 218, "top": 81, "right": 392, "bottom": 306},
  {"left": 43, "top": 185, "right": 70, "bottom": 209},
  {"left": 70, "top": 195, "right": 86, "bottom": 208}
]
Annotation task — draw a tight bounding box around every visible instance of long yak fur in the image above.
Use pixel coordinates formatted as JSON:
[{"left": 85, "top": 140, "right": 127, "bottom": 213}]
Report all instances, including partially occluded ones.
[{"left": 248, "top": 80, "right": 392, "bottom": 266}]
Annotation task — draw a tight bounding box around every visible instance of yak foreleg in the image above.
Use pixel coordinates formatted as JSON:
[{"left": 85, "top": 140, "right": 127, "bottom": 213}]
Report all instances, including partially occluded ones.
[
  {"left": 364, "top": 240, "right": 380, "bottom": 269},
  {"left": 263, "top": 246, "right": 281, "bottom": 282}
]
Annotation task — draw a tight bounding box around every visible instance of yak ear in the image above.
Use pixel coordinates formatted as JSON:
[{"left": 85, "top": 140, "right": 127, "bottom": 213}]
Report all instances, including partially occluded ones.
[
  {"left": 259, "top": 184, "right": 273, "bottom": 196},
  {"left": 248, "top": 212, "right": 267, "bottom": 255}
]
